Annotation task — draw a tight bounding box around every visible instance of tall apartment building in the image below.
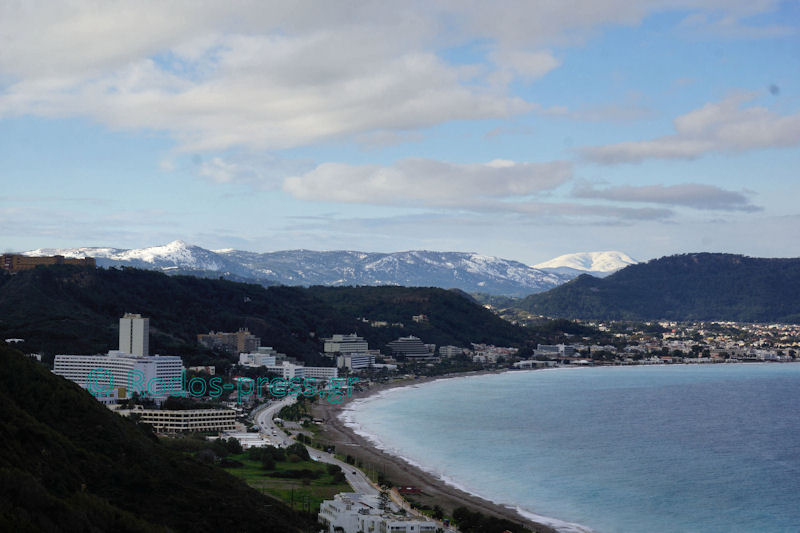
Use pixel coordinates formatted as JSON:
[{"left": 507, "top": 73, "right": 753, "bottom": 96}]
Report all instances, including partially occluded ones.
[
  {"left": 0, "top": 254, "right": 95, "bottom": 273},
  {"left": 197, "top": 328, "right": 260, "bottom": 354},
  {"left": 119, "top": 313, "right": 149, "bottom": 356},
  {"left": 322, "top": 333, "right": 368, "bottom": 356}
]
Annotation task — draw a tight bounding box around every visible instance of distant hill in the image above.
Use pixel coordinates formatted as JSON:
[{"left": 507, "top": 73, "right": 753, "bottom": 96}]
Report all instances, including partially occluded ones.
[
  {"left": 518, "top": 253, "right": 800, "bottom": 323},
  {"left": 23, "top": 240, "right": 568, "bottom": 296},
  {"left": 532, "top": 251, "right": 637, "bottom": 279},
  {"left": 0, "top": 344, "right": 313, "bottom": 532},
  {"left": 0, "top": 265, "right": 548, "bottom": 363}
]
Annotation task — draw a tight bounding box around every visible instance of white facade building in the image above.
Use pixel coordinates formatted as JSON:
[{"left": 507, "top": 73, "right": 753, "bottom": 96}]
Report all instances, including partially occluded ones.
[
  {"left": 53, "top": 351, "right": 183, "bottom": 400},
  {"left": 337, "top": 353, "right": 376, "bottom": 371},
  {"left": 323, "top": 333, "right": 369, "bottom": 355},
  {"left": 239, "top": 351, "right": 277, "bottom": 367},
  {"left": 318, "top": 493, "right": 438, "bottom": 533},
  {"left": 119, "top": 313, "right": 149, "bottom": 356},
  {"left": 302, "top": 366, "right": 339, "bottom": 380},
  {"left": 264, "top": 361, "right": 305, "bottom": 379}
]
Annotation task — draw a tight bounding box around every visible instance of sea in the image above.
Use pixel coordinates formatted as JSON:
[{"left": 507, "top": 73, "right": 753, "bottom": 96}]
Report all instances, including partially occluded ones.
[{"left": 341, "top": 364, "right": 800, "bottom": 533}]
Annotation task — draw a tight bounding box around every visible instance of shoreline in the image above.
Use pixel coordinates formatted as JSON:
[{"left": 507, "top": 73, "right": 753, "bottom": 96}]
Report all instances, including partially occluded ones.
[{"left": 313, "top": 370, "right": 578, "bottom": 533}]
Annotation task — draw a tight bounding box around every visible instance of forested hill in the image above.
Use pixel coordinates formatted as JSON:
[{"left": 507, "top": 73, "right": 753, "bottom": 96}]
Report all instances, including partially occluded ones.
[
  {"left": 0, "top": 265, "right": 542, "bottom": 363},
  {"left": 0, "top": 344, "right": 314, "bottom": 532},
  {"left": 517, "top": 253, "right": 800, "bottom": 323}
]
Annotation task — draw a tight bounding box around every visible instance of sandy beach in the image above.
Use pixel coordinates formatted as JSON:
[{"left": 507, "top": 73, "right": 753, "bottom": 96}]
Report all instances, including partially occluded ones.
[{"left": 312, "top": 372, "right": 561, "bottom": 533}]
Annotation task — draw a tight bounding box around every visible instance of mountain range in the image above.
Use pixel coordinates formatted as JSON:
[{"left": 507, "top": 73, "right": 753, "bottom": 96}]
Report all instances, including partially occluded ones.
[{"left": 23, "top": 241, "right": 636, "bottom": 297}]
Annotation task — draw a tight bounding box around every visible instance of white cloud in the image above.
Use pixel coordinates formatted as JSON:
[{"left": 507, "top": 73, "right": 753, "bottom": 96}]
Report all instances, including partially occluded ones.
[
  {"left": 582, "top": 93, "right": 800, "bottom": 163},
  {"left": 282, "top": 158, "right": 572, "bottom": 206},
  {"left": 0, "top": 2, "right": 787, "bottom": 153},
  {"left": 573, "top": 183, "right": 760, "bottom": 211}
]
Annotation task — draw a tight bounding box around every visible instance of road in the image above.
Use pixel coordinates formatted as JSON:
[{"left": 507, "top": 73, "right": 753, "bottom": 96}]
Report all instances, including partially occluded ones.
[{"left": 250, "top": 398, "right": 456, "bottom": 531}]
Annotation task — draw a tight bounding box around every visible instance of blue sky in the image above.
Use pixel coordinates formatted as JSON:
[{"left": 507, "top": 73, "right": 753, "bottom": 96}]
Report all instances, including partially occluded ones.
[{"left": 1, "top": 1, "right": 799, "bottom": 264}]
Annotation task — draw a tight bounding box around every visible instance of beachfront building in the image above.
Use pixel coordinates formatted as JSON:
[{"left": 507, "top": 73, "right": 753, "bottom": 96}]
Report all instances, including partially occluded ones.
[
  {"left": 53, "top": 351, "right": 183, "bottom": 402},
  {"left": 126, "top": 408, "right": 236, "bottom": 433},
  {"left": 439, "top": 345, "right": 465, "bottom": 357},
  {"left": 337, "top": 353, "right": 375, "bottom": 371},
  {"left": 318, "top": 493, "right": 438, "bottom": 533},
  {"left": 302, "top": 366, "right": 339, "bottom": 380},
  {"left": 264, "top": 361, "right": 305, "bottom": 380},
  {"left": 322, "top": 333, "right": 368, "bottom": 357},
  {"left": 387, "top": 335, "right": 437, "bottom": 362}
]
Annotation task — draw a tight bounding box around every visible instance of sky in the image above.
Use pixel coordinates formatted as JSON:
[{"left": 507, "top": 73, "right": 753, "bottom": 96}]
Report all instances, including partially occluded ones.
[{"left": 1, "top": 1, "right": 799, "bottom": 265}]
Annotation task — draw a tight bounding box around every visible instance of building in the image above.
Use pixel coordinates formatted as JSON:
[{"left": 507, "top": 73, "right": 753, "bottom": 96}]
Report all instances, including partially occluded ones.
[
  {"left": 387, "top": 336, "right": 436, "bottom": 361},
  {"left": 187, "top": 365, "right": 215, "bottom": 375},
  {"left": 131, "top": 408, "right": 236, "bottom": 432},
  {"left": 302, "top": 366, "right": 339, "bottom": 380},
  {"left": 439, "top": 345, "right": 464, "bottom": 357},
  {"left": 534, "top": 344, "right": 577, "bottom": 358},
  {"left": 0, "top": 253, "right": 95, "bottom": 273},
  {"left": 264, "top": 361, "right": 305, "bottom": 380},
  {"left": 197, "top": 328, "right": 260, "bottom": 354},
  {"left": 239, "top": 347, "right": 282, "bottom": 367},
  {"left": 119, "top": 313, "right": 149, "bottom": 356},
  {"left": 53, "top": 351, "right": 183, "bottom": 402},
  {"left": 337, "top": 353, "right": 376, "bottom": 371},
  {"left": 318, "top": 493, "right": 438, "bottom": 533},
  {"left": 323, "top": 333, "right": 368, "bottom": 356}
]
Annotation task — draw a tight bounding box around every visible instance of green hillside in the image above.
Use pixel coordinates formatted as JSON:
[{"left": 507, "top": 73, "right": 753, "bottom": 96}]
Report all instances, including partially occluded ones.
[
  {"left": 0, "top": 343, "right": 314, "bottom": 532},
  {"left": 517, "top": 253, "right": 800, "bottom": 323},
  {"left": 0, "top": 266, "right": 554, "bottom": 365}
]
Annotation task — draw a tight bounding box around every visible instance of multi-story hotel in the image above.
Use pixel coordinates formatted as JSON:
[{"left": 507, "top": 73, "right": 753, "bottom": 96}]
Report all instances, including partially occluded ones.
[
  {"left": 53, "top": 351, "right": 183, "bottom": 401},
  {"left": 319, "top": 493, "right": 438, "bottom": 533},
  {"left": 337, "top": 353, "right": 376, "bottom": 371},
  {"left": 387, "top": 335, "right": 437, "bottom": 361},
  {"left": 322, "top": 333, "right": 369, "bottom": 356},
  {"left": 197, "top": 328, "right": 260, "bottom": 353},
  {"left": 131, "top": 408, "right": 236, "bottom": 432}
]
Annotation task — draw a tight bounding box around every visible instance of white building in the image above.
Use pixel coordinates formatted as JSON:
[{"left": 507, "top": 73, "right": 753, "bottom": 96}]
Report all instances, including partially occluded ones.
[
  {"left": 302, "top": 366, "right": 339, "bottom": 380},
  {"left": 318, "top": 493, "right": 438, "bottom": 533},
  {"left": 119, "top": 313, "right": 149, "bottom": 356},
  {"left": 53, "top": 351, "right": 183, "bottom": 401},
  {"left": 239, "top": 349, "right": 278, "bottom": 367},
  {"left": 439, "top": 345, "right": 464, "bottom": 357},
  {"left": 337, "top": 353, "right": 375, "bottom": 371},
  {"left": 323, "top": 333, "right": 368, "bottom": 356},
  {"left": 264, "top": 361, "right": 305, "bottom": 380}
]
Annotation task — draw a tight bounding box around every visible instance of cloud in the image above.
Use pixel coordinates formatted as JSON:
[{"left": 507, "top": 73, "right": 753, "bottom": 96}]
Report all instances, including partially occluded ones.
[
  {"left": 573, "top": 183, "right": 761, "bottom": 211},
  {"left": 282, "top": 158, "right": 572, "bottom": 206},
  {"left": 0, "top": 2, "right": 788, "bottom": 153},
  {"left": 582, "top": 93, "right": 800, "bottom": 163}
]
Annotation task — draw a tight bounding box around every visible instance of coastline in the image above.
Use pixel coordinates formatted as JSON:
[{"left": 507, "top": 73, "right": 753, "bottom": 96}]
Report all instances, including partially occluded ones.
[{"left": 312, "top": 371, "right": 577, "bottom": 533}]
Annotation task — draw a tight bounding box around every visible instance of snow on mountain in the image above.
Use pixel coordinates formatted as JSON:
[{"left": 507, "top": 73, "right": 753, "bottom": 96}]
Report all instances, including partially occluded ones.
[
  {"left": 533, "top": 251, "right": 637, "bottom": 278},
  {"left": 23, "top": 242, "right": 573, "bottom": 296}
]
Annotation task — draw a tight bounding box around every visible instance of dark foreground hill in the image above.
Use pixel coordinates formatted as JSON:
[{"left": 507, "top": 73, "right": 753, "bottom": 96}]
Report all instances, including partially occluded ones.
[
  {"left": 0, "top": 344, "right": 314, "bottom": 532},
  {"left": 517, "top": 253, "right": 800, "bottom": 323},
  {"left": 0, "top": 265, "right": 545, "bottom": 364}
]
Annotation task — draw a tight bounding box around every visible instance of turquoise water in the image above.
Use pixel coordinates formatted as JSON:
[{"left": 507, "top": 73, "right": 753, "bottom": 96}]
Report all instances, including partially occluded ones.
[{"left": 342, "top": 364, "right": 800, "bottom": 532}]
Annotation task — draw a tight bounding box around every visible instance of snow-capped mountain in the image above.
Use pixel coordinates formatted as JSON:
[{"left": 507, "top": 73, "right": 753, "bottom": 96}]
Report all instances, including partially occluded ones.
[
  {"left": 532, "top": 251, "right": 637, "bottom": 279},
  {"left": 23, "top": 241, "right": 570, "bottom": 296}
]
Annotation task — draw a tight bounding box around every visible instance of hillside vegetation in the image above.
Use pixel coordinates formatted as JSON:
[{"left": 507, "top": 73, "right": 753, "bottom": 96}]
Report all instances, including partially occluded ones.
[
  {"left": 0, "top": 344, "right": 315, "bottom": 532},
  {"left": 518, "top": 253, "right": 800, "bottom": 323},
  {"left": 0, "top": 265, "right": 554, "bottom": 364}
]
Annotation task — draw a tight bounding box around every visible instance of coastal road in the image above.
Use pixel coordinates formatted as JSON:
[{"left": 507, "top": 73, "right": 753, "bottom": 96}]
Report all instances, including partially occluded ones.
[{"left": 252, "top": 396, "right": 296, "bottom": 447}]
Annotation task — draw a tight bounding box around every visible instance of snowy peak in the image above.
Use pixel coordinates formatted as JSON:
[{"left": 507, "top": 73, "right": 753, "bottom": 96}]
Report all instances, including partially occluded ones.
[
  {"left": 21, "top": 242, "right": 576, "bottom": 296},
  {"left": 533, "top": 251, "right": 637, "bottom": 277}
]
